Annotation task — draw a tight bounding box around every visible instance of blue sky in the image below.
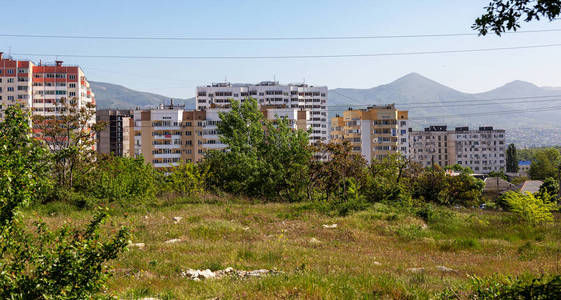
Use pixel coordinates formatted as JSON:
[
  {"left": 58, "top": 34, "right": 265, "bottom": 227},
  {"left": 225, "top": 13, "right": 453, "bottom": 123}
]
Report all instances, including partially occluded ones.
[{"left": 1, "top": 0, "right": 560, "bottom": 98}]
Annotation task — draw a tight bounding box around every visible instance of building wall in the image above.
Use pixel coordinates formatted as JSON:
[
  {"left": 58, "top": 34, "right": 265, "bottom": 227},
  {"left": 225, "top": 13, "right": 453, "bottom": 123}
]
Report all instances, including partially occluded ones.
[
  {"left": 0, "top": 53, "right": 96, "bottom": 148},
  {"left": 409, "top": 127, "right": 455, "bottom": 168},
  {"left": 196, "top": 82, "right": 328, "bottom": 143},
  {"left": 96, "top": 109, "right": 133, "bottom": 156},
  {"left": 330, "top": 104, "right": 410, "bottom": 164},
  {"left": 409, "top": 126, "right": 506, "bottom": 173}
]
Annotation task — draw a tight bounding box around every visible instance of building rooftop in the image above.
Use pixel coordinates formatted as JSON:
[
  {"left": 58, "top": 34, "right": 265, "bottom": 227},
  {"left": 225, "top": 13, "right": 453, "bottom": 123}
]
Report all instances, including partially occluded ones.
[
  {"left": 518, "top": 160, "right": 532, "bottom": 166},
  {"left": 519, "top": 180, "right": 543, "bottom": 194}
]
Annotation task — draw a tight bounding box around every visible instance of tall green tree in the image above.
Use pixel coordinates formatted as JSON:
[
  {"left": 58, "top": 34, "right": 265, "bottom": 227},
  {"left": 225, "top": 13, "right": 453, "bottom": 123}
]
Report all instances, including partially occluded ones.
[
  {"left": 203, "top": 98, "right": 311, "bottom": 201},
  {"left": 474, "top": 0, "right": 561, "bottom": 35},
  {"left": 506, "top": 143, "right": 519, "bottom": 173},
  {"left": 0, "top": 106, "right": 129, "bottom": 298},
  {"left": 529, "top": 148, "right": 561, "bottom": 180},
  {"left": 33, "top": 100, "right": 102, "bottom": 187}
]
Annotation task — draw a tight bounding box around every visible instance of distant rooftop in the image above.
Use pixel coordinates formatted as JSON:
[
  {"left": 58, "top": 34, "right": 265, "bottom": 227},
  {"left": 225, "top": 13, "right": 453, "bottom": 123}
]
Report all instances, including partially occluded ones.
[
  {"left": 520, "top": 180, "right": 543, "bottom": 194},
  {"left": 518, "top": 160, "right": 532, "bottom": 166}
]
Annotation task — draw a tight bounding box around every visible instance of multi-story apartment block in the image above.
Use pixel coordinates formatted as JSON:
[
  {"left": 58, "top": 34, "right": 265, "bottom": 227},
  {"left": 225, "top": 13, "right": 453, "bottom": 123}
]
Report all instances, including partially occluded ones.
[
  {"left": 0, "top": 53, "right": 32, "bottom": 120},
  {"left": 196, "top": 81, "right": 328, "bottom": 143},
  {"left": 410, "top": 126, "right": 506, "bottom": 173},
  {"left": 409, "top": 126, "right": 455, "bottom": 168},
  {"left": 133, "top": 105, "right": 206, "bottom": 169},
  {"left": 96, "top": 110, "right": 134, "bottom": 157},
  {"left": 0, "top": 52, "right": 96, "bottom": 141},
  {"left": 330, "top": 104, "right": 410, "bottom": 163},
  {"left": 132, "top": 103, "right": 310, "bottom": 170}
]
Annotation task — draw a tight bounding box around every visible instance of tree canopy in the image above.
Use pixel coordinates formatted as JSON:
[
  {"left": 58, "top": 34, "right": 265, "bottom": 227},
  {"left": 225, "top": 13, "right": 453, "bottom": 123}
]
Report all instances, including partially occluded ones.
[{"left": 474, "top": 0, "right": 561, "bottom": 35}]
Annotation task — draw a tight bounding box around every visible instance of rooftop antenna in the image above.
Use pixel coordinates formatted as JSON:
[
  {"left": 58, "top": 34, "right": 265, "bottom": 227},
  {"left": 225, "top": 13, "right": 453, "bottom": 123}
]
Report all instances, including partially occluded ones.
[{"left": 224, "top": 75, "right": 227, "bottom": 83}]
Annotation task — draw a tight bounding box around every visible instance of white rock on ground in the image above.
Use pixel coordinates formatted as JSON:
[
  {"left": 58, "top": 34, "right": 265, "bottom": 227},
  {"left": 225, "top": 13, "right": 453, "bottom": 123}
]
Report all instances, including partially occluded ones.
[
  {"left": 182, "top": 268, "right": 280, "bottom": 280},
  {"left": 322, "top": 224, "right": 337, "bottom": 229},
  {"left": 164, "top": 238, "right": 182, "bottom": 244},
  {"left": 173, "top": 217, "right": 183, "bottom": 224},
  {"left": 373, "top": 261, "right": 382, "bottom": 266},
  {"left": 436, "top": 265, "right": 457, "bottom": 273},
  {"left": 309, "top": 237, "right": 321, "bottom": 244},
  {"left": 406, "top": 267, "right": 425, "bottom": 273}
]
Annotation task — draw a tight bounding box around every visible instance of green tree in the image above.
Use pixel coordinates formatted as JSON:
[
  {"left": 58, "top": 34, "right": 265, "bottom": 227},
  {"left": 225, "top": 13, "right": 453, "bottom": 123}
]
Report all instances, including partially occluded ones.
[
  {"left": 441, "top": 174, "right": 485, "bottom": 206},
  {"left": 0, "top": 106, "right": 129, "bottom": 298},
  {"left": 203, "top": 98, "right": 311, "bottom": 201},
  {"left": 537, "top": 177, "right": 560, "bottom": 200},
  {"left": 529, "top": 148, "right": 561, "bottom": 180},
  {"left": 412, "top": 165, "right": 448, "bottom": 203},
  {"left": 363, "top": 154, "right": 411, "bottom": 203},
  {"left": 307, "top": 142, "right": 367, "bottom": 202},
  {"left": 474, "top": 0, "right": 561, "bottom": 35},
  {"left": 506, "top": 143, "right": 519, "bottom": 172},
  {"left": 33, "top": 100, "right": 102, "bottom": 187},
  {"left": 501, "top": 191, "right": 556, "bottom": 225},
  {"left": 445, "top": 164, "right": 474, "bottom": 174}
]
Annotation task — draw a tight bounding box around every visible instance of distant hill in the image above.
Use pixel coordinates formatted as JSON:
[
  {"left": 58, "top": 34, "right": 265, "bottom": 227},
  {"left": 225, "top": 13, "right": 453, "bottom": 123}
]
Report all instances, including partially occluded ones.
[
  {"left": 91, "top": 81, "right": 195, "bottom": 109},
  {"left": 329, "top": 73, "right": 561, "bottom": 129}
]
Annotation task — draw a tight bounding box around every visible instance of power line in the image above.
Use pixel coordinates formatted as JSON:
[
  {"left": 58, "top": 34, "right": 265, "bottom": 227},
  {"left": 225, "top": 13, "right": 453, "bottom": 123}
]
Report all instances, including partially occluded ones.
[
  {"left": 11, "top": 43, "right": 561, "bottom": 60},
  {"left": 327, "top": 93, "right": 561, "bottom": 108},
  {"left": 409, "top": 105, "right": 561, "bottom": 120},
  {"left": 2, "top": 28, "right": 561, "bottom": 41}
]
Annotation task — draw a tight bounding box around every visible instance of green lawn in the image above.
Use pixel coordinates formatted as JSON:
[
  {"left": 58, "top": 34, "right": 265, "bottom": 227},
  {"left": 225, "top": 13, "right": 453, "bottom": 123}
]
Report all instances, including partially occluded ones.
[{"left": 30, "top": 198, "right": 561, "bottom": 299}]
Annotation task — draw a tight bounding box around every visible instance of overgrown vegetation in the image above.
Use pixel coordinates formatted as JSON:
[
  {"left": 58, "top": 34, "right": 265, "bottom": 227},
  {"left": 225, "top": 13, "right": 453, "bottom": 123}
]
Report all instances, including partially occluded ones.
[
  {"left": 2, "top": 102, "right": 560, "bottom": 298},
  {"left": 0, "top": 106, "right": 129, "bottom": 298}
]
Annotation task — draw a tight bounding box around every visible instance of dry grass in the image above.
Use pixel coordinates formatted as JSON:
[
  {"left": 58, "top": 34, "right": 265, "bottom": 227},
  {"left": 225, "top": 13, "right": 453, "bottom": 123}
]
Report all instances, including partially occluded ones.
[{"left": 27, "top": 199, "right": 561, "bottom": 299}]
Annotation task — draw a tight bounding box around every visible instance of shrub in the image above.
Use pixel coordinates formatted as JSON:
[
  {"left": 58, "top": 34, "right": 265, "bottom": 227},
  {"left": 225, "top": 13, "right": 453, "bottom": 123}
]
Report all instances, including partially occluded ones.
[
  {"left": 75, "top": 155, "right": 160, "bottom": 203},
  {"left": 501, "top": 191, "right": 555, "bottom": 225},
  {"left": 163, "top": 161, "right": 209, "bottom": 196},
  {"left": 470, "top": 274, "right": 561, "bottom": 299}
]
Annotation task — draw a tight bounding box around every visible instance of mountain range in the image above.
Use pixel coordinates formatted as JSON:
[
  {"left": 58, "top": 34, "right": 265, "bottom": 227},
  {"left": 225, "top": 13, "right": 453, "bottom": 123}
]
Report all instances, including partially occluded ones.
[{"left": 91, "top": 73, "right": 561, "bottom": 129}]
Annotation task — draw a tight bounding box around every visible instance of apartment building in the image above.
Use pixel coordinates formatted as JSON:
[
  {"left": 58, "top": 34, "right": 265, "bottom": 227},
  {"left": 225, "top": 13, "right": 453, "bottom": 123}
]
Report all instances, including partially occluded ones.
[
  {"left": 132, "top": 103, "right": 310, "bottom": 169},
  {"left": 410, "top": 126, "right": 506, "bottom": 173},
  {"left": 96, "top": 110, "right": 134, "bottom": 157},
  {"left": 409, "top": 126, "right": 456, "bottom": 167},
  {"left": 133, "top": 105, "right": 206, "bottom": 169},
  {"left": 196, "top": 81, "right": 328, "bottom": 143},
  {"left": 0, "top": 52, "right": 96, "bottom": 140},
  {"left": 330, "top": 104, "right": 410, "bottom": 163}
]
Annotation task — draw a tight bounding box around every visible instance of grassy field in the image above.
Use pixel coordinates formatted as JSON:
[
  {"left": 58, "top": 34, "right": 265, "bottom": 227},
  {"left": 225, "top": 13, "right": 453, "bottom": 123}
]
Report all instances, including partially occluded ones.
[{"left": 29, "top": 197, "right": 561, "bottom": 299}]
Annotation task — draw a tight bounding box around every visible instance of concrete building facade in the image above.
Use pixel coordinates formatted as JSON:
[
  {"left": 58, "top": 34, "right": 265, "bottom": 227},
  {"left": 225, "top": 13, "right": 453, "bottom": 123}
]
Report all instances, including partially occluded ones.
[
  {"left": 132, "top": 104, "right": 309, "bottom": 170},
  {"left": 96, "top": 110, "right": 134, "bottom": 157},
  {"left": 410, "top": 126, "right": 506, "bottom": 173},
  {"left": 196, "top": 81, "right": 328, "bottom": 143},
  {"left": 330, "top": 104, "right": 410, "bottom": 164},
  {"left": 0, "top": 52, "right": 96, "bottom": 144}
]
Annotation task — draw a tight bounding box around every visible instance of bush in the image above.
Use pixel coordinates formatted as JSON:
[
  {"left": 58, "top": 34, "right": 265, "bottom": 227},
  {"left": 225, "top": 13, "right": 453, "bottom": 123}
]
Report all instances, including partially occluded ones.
[
  {"left": 75, "top": 155, "right": 160, "bottom": 203},
  {"left": 470, "top": 274, "right": 561, "bottom": 299},
  {"left": 162, "top": 161, "right": 209, "bottom": 196},
  {"left": 501, "top": 191, "right": 555, "bottom": 225}
]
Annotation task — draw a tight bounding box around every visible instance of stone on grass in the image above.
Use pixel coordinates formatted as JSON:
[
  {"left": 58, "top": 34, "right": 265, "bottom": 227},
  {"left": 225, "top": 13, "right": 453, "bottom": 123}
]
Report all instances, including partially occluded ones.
[
  {"left": 436, "top": 265, "right": 457, "bottom": 273},
  {"left": 322, "top": 224, "right": 337, "bottom": 229},
  {"left": 164, "top": 238, "right": 182, "bottom": 244},
  {"left": 406, "top": 267, "right": 425, "bottom": 273},
  {"left": 373, "top": 261, "right": 382, "bottom": 266},
  {"left": 173, "top": 216, "right": 183, "bottom": 224},
  {"left": 309, "top": 237, "right": 321, "bottom": 244},
  {"left": 182, "top": 267, "right": 281, "bottom": 281}
]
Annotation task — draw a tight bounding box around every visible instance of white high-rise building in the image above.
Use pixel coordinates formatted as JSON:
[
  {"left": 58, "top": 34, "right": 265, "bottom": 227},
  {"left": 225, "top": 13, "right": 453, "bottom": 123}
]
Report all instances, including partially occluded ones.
[{"left": 196, "top": 81, "right": 328, "bottom": 142}]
